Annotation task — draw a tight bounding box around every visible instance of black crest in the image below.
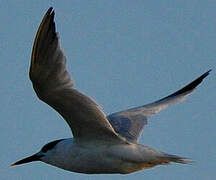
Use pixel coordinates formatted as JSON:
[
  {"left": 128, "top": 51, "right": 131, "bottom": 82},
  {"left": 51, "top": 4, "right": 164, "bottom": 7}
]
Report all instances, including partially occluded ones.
[{"left": 41, "top": 139, "right": 64, "bottom": 153}]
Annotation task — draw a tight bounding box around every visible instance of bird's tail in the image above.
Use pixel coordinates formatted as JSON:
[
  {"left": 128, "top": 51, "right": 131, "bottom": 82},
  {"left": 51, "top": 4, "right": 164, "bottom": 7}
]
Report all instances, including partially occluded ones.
[{"left": 159, "top": 153, "right": 192, "bottom": 165}]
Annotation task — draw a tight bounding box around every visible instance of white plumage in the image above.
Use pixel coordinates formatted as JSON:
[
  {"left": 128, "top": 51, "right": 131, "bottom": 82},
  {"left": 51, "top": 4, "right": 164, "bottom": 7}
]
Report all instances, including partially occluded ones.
[{"left": 11, "top": 7, "right": 210, "bottom": 174}]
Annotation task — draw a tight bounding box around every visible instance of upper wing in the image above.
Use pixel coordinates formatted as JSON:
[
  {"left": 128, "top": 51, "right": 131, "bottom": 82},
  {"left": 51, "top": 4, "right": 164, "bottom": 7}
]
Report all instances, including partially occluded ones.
[
  {"left": 107, "top": 70, "right": 211, "bottom": 143},
  {"left": 30, "top": 7, "right": 124, "bottom": 143}
]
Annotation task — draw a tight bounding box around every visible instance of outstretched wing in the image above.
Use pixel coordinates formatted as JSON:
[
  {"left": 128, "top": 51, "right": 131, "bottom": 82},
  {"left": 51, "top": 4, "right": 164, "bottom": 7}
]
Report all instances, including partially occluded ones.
[
  {"left": 30, "top": 7, "right": 124, "bottom": 143},
  {"left": 108, "top": 70, "right": 211, "bottom": 142}
]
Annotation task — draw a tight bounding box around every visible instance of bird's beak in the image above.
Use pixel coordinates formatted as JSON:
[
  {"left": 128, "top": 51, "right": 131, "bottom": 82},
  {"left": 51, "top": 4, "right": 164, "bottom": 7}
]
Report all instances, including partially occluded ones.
[{"left": 11, "top": 153, "right": 43, "bottom": 166}]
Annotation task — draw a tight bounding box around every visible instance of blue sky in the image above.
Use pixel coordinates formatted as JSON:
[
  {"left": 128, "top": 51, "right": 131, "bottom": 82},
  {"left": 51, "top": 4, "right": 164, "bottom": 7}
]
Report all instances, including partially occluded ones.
[{"left": 1, "top": 1, "right": 215, "bottom": 180}]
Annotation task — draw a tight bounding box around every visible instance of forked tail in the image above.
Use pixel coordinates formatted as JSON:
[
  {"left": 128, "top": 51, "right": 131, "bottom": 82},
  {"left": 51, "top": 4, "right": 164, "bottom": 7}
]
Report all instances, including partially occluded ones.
[{"left": 160, "top": 153, "right": 192, "bottom": 165}]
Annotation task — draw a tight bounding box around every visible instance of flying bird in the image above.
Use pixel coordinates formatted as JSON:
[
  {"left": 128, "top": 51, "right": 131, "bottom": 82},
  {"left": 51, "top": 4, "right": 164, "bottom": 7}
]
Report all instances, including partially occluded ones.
[{"left": 11, "top": 7, "right": 211, "bottom": 174}]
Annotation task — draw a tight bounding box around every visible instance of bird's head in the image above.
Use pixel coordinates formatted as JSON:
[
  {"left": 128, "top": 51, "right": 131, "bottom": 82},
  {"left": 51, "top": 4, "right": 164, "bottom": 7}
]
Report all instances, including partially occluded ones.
[{"left": 11, "top": 139, "right": 63, "bottom": 166}]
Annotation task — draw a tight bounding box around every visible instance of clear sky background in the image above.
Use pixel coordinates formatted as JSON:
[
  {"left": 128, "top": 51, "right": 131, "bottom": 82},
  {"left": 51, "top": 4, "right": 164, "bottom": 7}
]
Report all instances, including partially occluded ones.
[{"left": 1, "top": 1, "right": 215, "bottom": 180}]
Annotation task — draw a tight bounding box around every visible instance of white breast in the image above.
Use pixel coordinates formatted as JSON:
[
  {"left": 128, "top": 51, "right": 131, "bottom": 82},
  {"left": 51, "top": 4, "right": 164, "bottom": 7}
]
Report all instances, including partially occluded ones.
[{"left": 41, "top": 138, "right": 161, "bottom": 174}]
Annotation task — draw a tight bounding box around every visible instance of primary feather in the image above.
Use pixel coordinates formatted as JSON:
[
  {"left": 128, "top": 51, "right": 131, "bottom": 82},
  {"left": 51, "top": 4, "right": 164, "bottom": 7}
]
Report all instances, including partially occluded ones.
[{"left": 108, "top": 70, "right": 211, "bottom": 142}]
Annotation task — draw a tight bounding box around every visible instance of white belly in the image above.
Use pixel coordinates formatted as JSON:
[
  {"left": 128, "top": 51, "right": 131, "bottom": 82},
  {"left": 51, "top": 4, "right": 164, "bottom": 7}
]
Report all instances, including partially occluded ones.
[{"left": 42, "top": 139, "right": 161, "bottom": 174}]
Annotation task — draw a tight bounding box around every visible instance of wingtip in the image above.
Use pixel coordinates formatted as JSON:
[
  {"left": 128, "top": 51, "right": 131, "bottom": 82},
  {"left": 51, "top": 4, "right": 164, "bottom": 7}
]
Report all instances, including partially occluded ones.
[
  {"left": 160, "top": 70, "right": 211, "bottom": 100},
  {"left": 196, "top": 69, "right": 211, "bottom": 84},
  {"left": 181, "top": 70, "right": 211, "bottom": 92},
  {"left": 47, "top": 7, "right": 54, "bottom": 13},
  {"left": 202, "top": 69, "right": 212, "bottom": 77},
  {"left": 30, "top": 7, "right": 56, "bottom": 76},
  {"left": 46, "top": 7, "right": 55, "bottom": 18}
]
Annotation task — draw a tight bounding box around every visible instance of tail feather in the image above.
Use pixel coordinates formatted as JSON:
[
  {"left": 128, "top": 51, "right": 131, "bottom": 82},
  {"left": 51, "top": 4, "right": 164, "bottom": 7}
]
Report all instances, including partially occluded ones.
[{"left": 160, "top": 153, "right": 192, "bottom": 165}]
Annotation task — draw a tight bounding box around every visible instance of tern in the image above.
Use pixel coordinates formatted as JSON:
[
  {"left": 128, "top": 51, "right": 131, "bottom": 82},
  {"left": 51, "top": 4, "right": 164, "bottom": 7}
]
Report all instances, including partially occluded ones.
[{"left": 11, "top": 7, "right": 211, "bottom": 174}]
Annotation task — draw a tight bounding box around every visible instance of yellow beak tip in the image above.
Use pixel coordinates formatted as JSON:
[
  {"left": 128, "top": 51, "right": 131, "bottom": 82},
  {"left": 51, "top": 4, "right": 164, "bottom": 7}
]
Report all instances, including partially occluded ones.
[{"left": 10, "top": 163, "right": 16, "bottom": 167}]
